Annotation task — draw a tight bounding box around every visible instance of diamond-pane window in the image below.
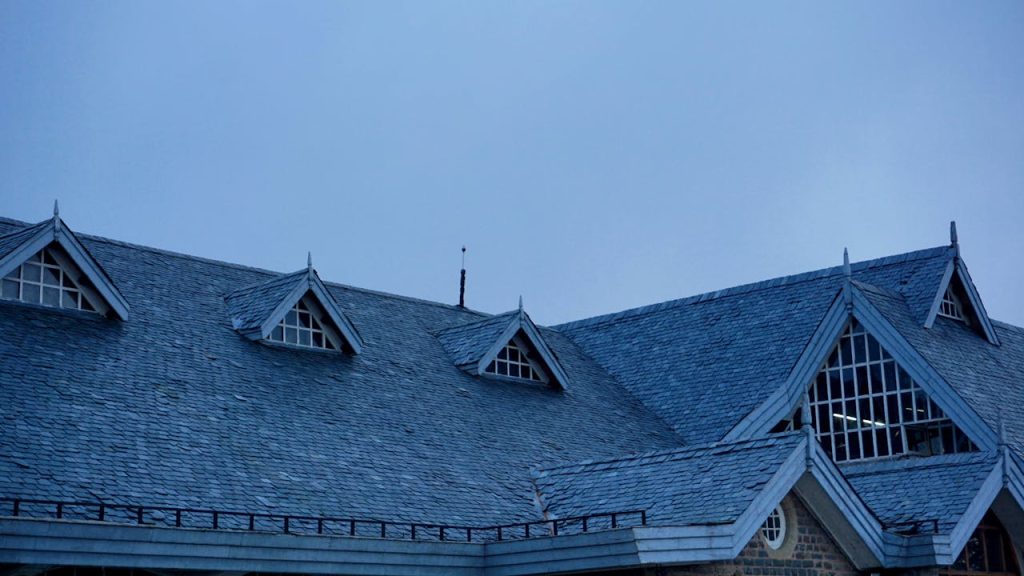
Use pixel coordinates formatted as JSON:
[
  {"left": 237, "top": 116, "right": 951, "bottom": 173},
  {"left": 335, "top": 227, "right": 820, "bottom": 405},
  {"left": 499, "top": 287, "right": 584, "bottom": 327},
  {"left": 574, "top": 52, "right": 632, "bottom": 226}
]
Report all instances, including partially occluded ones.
[
  {"left": 808, "top": 320, "right": 976, "bottom": 462},
  {"left": 267, "top": 299, "right": 336, "bottom": 350},
  {"left": 485, "top": 340, "right": 545, "bottom": 382},
  {"left": 1, "top": 247, "right": 96, "bottom": 312}
]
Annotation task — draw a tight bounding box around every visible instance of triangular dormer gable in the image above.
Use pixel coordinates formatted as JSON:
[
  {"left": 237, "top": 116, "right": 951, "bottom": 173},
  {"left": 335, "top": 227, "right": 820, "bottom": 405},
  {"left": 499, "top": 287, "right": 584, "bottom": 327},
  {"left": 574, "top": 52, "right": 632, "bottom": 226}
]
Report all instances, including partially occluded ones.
[
  {"left": 727, "top": 281, "right": 998, "bottom": 453},
  {"left": 436, "top": 308, "right": 570, "bottom": 390},
  {"left": 224, "top": 264, "right": 363, "bottom": 354},
  {"left": 0, "top": 211, "right": 130, "bottom": 320},
  {"left": 924, "top": 254, "right": 1000, "bottom": 345}
]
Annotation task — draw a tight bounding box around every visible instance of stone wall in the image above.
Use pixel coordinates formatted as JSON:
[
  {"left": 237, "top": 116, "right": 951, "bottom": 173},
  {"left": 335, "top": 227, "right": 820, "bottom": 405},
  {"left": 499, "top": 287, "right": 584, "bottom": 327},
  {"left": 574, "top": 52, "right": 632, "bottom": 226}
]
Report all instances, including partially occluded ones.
[{"left": 653, "top": 493, "right": 860, "bottom": 576}]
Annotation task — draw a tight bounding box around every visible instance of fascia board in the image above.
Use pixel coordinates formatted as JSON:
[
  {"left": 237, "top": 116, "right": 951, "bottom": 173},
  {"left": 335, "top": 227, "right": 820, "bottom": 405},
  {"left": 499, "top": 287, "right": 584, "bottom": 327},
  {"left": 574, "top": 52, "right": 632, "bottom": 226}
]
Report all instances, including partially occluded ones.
[
  {"left": 0, "top": 226, "right": 53, "bottom": 279},
  {"left": 55, "top": 226, "right": 131, "bottom": 320},
  {"left": 923, "top": 258, "right": 956, "bottom": 329},
  {"left": 476, "top": 317, "right": 522, "bottom": 376},
  {"left": 806, "top": 448, "right": 887, "bottom": 567},
  {"left": 955, "top": 259, "right": 1000, "bottom": 345},
  {"left": 309, "top": 274, "right": 364, "bottom": 354},
  {"left": 726, "top": 440, "right": 808, "bottom": 556},
  {"left": 723, "top": 290, "right": 848, "bottom": 441},
  {"left": 632, "top": 524, "right": 738, "bottom": 565},
  {"left": 518, "top": 314, "right": 570, "bottom": 390},
  {"left": 257, "top": 278, "right": 309, "bottom": 339},
  {"left": 850, "top": 287, "right": 999, "bottom": 450},
  {"left": 0, "top": 517, "right": 485, "bottom": 575},
  {"left": 946, "top": 462, "right": 1005, "bottom": 560}
]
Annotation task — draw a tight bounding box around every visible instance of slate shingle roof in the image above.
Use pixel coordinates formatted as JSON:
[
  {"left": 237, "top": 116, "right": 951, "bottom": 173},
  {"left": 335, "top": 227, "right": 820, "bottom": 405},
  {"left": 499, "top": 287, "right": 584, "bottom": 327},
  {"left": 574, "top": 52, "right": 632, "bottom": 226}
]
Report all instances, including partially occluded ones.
[
  {"left": 555, "top": 246, "right": 960, "bottom": 445},
  {"left": 533, "top": 433, "right": 804, "bottom": 526},
  {"left": 0, "top": 219, "right": 51, "bottom": 259},
  {"left": 857, "top": 285, "right": 1024, "bottom": 459},
  {"left": 435, "top": 311, "right": 519, "bottom": 368},
  {"left": 0, "top": 218, "right": 682, "bottom": 525},
  {"left": 842, "top": 452, "right": 997, "bottom": 532},
  {"left": 224, "top": 269, "right": 309, "bottom": 331},
  {"left": 1, "top": 213, "right": 1022, "bottom": 538}
]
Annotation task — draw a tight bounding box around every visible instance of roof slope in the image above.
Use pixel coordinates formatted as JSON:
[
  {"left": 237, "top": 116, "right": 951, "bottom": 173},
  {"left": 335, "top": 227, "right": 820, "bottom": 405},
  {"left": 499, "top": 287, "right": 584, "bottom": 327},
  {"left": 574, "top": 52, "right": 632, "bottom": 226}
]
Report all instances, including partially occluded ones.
[
  {"left": 0, "top": 218, "right": 682, "bottom": 525},
  {"left": 224, "top": 269, "right": 310, "bottom": 331},
  {"left": 557, "top": 247, "right": 957, "bottom": 445},
  {"left": 842, "top": 452, "right": 997, "bottom": 532},
  {"left": 858, "top": 285, "right": 1024, "bottom": 459},
  {"left": 533, "top": 433, "right": 804, "bottom": 526},
  {"left": 435, "top": 311, "right": 519, "bottom": 367}
]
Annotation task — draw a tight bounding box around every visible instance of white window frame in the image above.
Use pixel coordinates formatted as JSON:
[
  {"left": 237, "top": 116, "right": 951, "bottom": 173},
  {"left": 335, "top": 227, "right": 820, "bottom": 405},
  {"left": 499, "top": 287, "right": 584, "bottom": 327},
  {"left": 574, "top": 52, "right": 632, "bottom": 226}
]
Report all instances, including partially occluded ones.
[
  {"left": 808, "top": 320, "right": 976, "bottom": 463},
  {"left": 484, "top": 335, "right": 549, "bottom": 383},
  {"left": 761, "top": 505, "right": 786, "bottom": 550},
  {"left": 266, "top": 295, "right": 344, "bottom": 351},
  {"left": 938, "top": 285, "right": 965, "bottom": 321},
  {"left": 1, "top": 245, "right": 103, "bottom": 313}
]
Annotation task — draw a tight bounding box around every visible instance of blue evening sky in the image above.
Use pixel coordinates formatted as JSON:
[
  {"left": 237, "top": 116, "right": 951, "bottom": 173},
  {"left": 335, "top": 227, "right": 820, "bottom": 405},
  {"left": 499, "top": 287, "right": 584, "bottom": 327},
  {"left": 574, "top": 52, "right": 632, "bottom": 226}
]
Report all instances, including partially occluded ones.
[{"left": 1, "top": 1, "right": 1022, "bottom": 325}]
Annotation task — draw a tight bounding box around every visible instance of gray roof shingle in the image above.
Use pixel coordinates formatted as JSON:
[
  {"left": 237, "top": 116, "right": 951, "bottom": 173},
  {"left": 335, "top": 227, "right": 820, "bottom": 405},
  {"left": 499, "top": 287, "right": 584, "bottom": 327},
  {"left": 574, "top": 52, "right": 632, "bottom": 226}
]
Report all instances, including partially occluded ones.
[
  {"left": 0, "top": 218, "right": 682, "bottom": 525},
  {"left": 842, "top": 452, "right": 997, "bottom": 532},
  {"left": 555, "top": 247, "right": 959, "bottom": 445},
  {"left": 533, "top": 433, "right": 805, "bottom": 526}
]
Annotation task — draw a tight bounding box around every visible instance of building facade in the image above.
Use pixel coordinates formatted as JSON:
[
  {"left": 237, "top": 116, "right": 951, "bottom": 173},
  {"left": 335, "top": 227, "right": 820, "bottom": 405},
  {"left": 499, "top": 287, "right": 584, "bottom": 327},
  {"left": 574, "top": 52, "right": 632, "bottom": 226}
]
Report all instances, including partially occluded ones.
[{"left": 1, "top": 208, "right": 1022, "bottom": 576}]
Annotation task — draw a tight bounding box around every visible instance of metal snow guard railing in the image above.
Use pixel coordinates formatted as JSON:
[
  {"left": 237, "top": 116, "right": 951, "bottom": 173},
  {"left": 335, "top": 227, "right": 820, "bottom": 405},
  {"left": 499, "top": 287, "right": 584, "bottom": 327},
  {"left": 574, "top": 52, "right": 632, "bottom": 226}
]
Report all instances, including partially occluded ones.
[{"left": 1, "top": 497, "right": 646, "bottom": 542}]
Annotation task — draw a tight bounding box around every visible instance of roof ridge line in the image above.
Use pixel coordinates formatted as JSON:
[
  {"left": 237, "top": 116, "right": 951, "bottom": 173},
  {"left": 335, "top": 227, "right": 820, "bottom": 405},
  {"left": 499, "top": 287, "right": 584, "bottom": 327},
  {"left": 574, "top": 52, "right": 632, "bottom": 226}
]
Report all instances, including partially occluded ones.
[
  {"left": 535, "top": 433, "right": 802, "bottom": 476},
  {"left": 556, "top": 246, "right": 951, "bottom": 331},
  {"left": 0, "top": 217, "right": 489, "bottom": 316}
]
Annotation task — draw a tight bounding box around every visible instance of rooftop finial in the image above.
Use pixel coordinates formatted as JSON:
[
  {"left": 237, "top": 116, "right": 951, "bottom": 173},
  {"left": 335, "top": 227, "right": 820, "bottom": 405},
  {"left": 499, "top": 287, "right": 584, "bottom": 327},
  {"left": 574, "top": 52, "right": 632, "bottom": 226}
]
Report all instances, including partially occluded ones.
[
  {"left": 518, "top": 295, "right": 523, "bottom": 312},
  {"left": 307, "top": 251, "right": 313, "bottom": 270},
  {"left": 53, "top": 199, "right": 60, "bottom": 217},
  {"left": 458, "top": 246, "right": 467, "bottom": 308},
  {"left": 950, "top": 221, "right": 958, "bottom": 247},
  {"left": 843, "top": 247, "right": 851, "bottom": 277}
]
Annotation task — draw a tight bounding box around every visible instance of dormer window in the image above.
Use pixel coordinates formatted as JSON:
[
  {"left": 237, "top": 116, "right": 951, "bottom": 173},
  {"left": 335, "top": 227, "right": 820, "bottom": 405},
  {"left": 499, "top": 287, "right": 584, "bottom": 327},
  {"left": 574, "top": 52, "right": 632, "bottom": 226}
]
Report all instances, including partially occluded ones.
[
  {"left": 486, "top": 338, "right": 547, "bottom": 382},
  {"left": 938, "top": 286, "right": 964, "bottom": 321},
  {"left": 436, "top": 307, "right": 571, "bottom": 390},
  {"left": 224, "top": 260, "right": 363, "bottom": 355},
  {"left": 2, "top": 246, "right": 97, "bottom": 312},
  {"left": 267, "top": 297, "right": 338, "bottom": 351}
]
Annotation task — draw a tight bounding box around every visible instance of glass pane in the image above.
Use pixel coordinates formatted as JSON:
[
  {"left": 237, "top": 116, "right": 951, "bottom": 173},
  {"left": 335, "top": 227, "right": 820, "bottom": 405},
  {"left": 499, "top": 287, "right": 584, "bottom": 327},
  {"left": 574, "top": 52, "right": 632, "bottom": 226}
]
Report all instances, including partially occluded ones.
[
  {"left": 42, "top": 250, "right": 58, "bottom": 265},
  {"left": 312, "top": 332, "right": 324, "bottom": 347},
  {"left": 23, "top": 263, "right": 41, "bottom": 282},
  {"left": 2, "top": 279, "right": 18, "bottom": 299},
  {"left": 285, "top": 327, "right": 298, "bottom": 344},
  {"left": 3, "top": 267, "right": 17, "bottom": 279},
  {"left": 299, "top": 330, "right": 311, "bottom": 347},
  {"left": 43, "top": 286, "right": 60, "bottom": 306},
  {"left": 285, "top": 310, "right": 298, "bottom": 326},
  {"left": 61, "top": 290, "right": 79, "bottom": 308},
  {"left": 22, "top": 283, "right": 40, "bottom": 303},
  {"left": 298, "top": 312, "right": 312, "bottom": 328},
  {"left": 43, "top": 267, "right": 60, "bottom": 286},
  {"left": 271, "top": 326, "right": 283, "bottom": 341},
  {"left": 508, "top": 364, "right": 520, "bottom": 378},
  {"left": 856, "top": 367, "right": 869, "bottom": 395}
]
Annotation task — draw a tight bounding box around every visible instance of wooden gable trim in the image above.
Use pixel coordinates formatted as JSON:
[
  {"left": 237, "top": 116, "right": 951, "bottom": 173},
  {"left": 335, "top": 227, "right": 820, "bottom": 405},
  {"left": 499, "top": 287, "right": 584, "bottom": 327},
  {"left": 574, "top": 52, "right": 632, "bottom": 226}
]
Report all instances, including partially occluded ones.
[
  {"left": 0, "top": 218, "right": 130, "bottom": 320},
  {"left": 255, "top": 269, "right": 363, "bottom": 354},
  {"left": 476, "top": 311, "right": 570, "bottom": 390}
]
